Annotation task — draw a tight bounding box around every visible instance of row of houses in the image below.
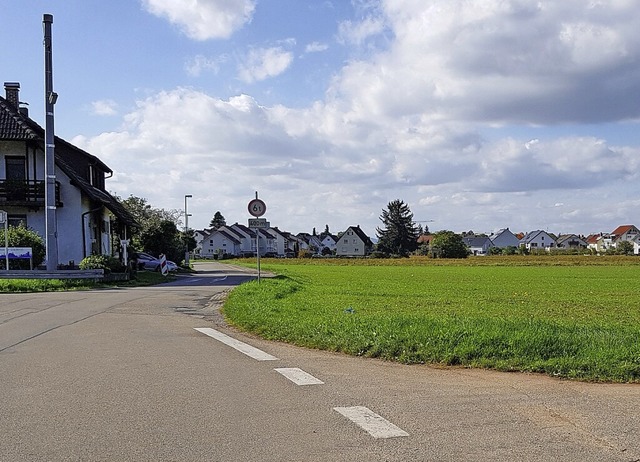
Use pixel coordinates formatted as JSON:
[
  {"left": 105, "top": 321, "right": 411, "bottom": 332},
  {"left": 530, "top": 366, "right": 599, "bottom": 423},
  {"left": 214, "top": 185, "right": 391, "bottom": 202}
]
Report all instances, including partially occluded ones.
[
  {"left": 196, "top": 223, "right": 640, "bottom": 259},
  {"left": 195, "top": 224, "right": 373, "bottom": 258},
  {"left": 462, "top": 226, "right": 640, "bottom": 256}
]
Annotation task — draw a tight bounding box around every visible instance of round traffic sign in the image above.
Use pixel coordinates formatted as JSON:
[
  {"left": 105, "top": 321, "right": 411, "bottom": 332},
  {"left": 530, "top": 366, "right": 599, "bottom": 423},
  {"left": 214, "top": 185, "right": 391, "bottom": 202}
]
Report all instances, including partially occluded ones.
[{"left": 248, "top": 198, "right": 266, "bottom": 217}]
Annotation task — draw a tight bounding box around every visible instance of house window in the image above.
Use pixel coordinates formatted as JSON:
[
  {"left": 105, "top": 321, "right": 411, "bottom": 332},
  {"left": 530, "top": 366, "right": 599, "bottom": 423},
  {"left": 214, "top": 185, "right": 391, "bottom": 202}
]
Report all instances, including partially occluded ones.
[
  {"left": 343, "top": 239, "right": 348, "bottom": 244},
  {"left": 5, "top": 156, "right": 26, "bottom": 180},
  {"left": 8, "top": 214, "right": 27, "bottom": 228}
]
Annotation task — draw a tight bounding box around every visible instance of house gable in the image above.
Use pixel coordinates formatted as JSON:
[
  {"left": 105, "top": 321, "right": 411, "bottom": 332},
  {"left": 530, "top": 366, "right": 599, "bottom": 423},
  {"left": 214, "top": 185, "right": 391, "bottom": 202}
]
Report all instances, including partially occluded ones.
[{"left": 336, "top": 225, "right": 373, "bottom": 256}]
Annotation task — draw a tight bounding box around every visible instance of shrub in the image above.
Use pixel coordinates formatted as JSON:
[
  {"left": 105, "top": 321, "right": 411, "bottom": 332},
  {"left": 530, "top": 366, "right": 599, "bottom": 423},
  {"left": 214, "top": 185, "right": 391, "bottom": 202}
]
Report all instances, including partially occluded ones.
[
  {"left": 79, "top": 254, "right": 125, "bottom": 274},
  {"left": 0, "top": 225, "right": 46, "bottom": 269},
  {"left": 298, "top": 249, "right": 314, "bottom": 259}
]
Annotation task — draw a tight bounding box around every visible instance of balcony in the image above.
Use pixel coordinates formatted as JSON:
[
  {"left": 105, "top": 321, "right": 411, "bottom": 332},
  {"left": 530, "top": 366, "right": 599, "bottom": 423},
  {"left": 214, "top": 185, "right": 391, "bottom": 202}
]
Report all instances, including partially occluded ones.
[{"left": 0, "top": 179, "right": 62, "bottom": 207}]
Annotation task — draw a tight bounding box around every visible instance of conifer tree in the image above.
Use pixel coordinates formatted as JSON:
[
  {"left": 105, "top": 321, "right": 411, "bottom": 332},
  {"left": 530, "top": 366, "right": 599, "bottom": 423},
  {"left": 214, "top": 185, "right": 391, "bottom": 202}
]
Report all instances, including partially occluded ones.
[{"left": 376, "top": 199, "right": 419, "bottom": 256}]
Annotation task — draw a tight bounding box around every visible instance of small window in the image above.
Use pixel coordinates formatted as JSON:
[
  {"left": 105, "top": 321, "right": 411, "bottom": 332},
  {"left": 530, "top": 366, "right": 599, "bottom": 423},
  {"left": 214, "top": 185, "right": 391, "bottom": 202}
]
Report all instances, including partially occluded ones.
[
  {"left": 5, "top": 157, "right": 26, "bottom": 180},
  {"left": 8, "top": 215, "right": 27, "bottom": 228}
]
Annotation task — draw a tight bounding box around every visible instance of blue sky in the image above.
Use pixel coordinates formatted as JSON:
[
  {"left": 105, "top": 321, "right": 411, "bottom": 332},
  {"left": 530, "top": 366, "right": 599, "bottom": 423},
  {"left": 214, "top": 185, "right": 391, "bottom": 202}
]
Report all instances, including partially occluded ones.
[{"left": 2, "top": 0, "right": 640, "bottom": 237}]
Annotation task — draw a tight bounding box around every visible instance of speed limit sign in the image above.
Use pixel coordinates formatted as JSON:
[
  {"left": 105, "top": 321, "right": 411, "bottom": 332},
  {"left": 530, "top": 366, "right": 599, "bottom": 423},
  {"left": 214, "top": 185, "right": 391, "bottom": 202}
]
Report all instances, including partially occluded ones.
[{"left": 248, "top": 198, "right": 266, "bottom": 217}]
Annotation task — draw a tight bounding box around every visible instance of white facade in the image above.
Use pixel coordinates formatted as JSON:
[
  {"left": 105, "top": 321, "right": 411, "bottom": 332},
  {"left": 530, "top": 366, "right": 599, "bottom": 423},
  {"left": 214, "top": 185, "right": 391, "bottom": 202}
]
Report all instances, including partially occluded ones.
[
  {"left": 520, "top": 230, "right": 556, "bottom": 251},
  {"left": 336, "top": 226, "right": 372, "bottom": 256},
  {"left": 489, "top": 228, "right": 520, "bottom": 248}
]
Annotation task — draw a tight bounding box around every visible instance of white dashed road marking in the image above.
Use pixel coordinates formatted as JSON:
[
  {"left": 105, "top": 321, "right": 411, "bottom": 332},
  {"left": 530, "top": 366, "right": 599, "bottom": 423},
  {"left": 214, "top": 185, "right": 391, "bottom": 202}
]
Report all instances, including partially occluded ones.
[
  {"left": 275, "top": 367, "right": 324, "bottom": 385},
  {"left": 333, "top": 406, "right": 409, "bottom": 439},
  {"left": 194, "top": 328, "right": 279, "bottom": 361}
]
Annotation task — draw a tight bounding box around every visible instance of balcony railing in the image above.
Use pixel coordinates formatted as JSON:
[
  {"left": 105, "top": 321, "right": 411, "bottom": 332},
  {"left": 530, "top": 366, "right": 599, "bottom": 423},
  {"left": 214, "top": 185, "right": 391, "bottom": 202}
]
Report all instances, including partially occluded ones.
[{"left": 0, "top": 179, "right": 62, "bottom": 207}]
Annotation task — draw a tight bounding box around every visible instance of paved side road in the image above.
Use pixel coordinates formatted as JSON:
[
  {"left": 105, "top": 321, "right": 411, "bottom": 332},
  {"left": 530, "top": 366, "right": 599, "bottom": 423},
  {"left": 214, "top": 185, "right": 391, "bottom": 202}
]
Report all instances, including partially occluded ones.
[{"left": 0, "top": 262, "right": 639, "bottom": 461}]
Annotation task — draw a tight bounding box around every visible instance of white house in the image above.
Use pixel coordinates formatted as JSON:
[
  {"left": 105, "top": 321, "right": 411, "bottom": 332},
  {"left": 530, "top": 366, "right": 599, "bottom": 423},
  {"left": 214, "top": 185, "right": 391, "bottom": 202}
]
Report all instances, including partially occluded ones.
[
  {"left": 267, "top": 227, "right": 298, "bottom": 256},
  {"left": 463, "top": 236, "right": 493, "bottom": 256},
  {"left": 586, "top": 233, "right": 613, "bottom": 254},
  {"left": 489, "top": 228, "right": 520, "bottom": 248},
  {"left": 0, "top": 82, "right": 136, "bottom": 267},
  {"left": 297, "top": 233, "right": 325, "bottom": 253},
  {"left": 320, "top": 233, "right": 338, "bottom": 254},
  {"left": 193, "top": 228, "right": 212, "bottom": 255},
  {"left": 633, "top": 235, "right": 640, "bottom": 256},
  {"left": 611, "top": 225, "right": 639, "bottom": 249},
  {"left": 555, "top": 234, "right": 587, "bottom": 250},
  {"left": 336, "top": 226, "right": 373, "bottom": 257},
  {"left": 200, "top": 223, "right": 277, "bottom": 257},
  {"left": 199, "top": 227, "right": 242, "bottom": 258},
  {"left": 520, "top": 230, "right": 556, "bottom": 251}
]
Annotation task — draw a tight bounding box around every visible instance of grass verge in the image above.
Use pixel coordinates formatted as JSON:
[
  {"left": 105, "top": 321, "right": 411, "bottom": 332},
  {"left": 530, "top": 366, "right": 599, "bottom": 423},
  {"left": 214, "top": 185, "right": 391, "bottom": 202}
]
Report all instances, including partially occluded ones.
[
  {"left": 0, "top": 270, "right": 174, "bottom": 292},
  {"left": 223, "top": 259, "right": 640, "bottom": 382}
]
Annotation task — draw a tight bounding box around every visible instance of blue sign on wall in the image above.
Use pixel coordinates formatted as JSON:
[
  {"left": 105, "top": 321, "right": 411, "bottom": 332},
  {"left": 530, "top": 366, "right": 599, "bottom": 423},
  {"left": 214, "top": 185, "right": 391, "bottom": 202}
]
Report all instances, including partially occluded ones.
[{"left": 0, "top": 247, "right": 33, "bottom": 259}]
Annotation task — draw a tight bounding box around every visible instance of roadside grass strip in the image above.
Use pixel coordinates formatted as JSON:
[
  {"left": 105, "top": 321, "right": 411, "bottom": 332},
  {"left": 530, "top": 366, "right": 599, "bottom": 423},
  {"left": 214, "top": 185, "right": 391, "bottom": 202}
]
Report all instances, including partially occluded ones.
[
  {"left": 333, "top": 406, "right": 409, "bottom": 439},
  {"left": 275, "top": 367, "right": 324, "bottom": 385},
  {"left": 194, "top": 327, "right": 278, "bottom": 361},
  {"left": 223, "top": 262, "right": 640, "bottom": 382}
]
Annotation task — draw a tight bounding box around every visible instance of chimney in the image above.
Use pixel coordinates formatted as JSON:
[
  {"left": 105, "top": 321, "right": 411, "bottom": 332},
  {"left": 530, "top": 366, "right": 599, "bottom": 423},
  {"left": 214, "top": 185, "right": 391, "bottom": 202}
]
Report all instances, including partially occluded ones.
[{"left": 4, "top": 82, "right": 20, "bottom": 107}]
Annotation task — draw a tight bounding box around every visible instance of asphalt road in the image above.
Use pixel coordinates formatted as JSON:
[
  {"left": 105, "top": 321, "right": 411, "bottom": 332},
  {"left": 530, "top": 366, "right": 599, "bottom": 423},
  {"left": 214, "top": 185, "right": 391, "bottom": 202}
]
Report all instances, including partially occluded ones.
[{"left": 1, "top": 262, "right": 639, "bottom": 461}]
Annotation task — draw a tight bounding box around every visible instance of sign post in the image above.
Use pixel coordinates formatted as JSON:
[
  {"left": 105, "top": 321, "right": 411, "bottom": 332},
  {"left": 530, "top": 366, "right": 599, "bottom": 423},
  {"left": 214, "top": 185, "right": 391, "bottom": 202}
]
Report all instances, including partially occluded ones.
[
  {"left": 247, "top": 193, "right": 267, "bottom": 283},
  {"left": 0, "top": 210, "right": 9, "bottom": 271},
  {"left": 0, "top": 210, "right": 8, "bottom": 270}
]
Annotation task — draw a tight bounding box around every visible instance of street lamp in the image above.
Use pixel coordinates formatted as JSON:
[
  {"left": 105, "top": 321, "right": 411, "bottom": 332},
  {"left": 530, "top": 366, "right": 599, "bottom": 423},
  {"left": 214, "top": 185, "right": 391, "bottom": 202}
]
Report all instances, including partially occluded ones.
[{"left": 184, "top": 194, "right": 192, "bottom": 265}]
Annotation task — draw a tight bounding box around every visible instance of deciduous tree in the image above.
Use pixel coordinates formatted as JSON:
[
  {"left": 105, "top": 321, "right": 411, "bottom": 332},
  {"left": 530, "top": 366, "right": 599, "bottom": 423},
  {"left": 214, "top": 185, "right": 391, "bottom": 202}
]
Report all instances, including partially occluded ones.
[{"left": 430, "top": 231, "right": 468, "bottom": 258}]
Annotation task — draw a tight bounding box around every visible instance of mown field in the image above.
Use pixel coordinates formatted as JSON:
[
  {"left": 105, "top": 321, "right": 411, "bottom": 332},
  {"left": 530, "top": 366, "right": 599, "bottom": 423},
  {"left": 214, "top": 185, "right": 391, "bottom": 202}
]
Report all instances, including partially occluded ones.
[{"left": 223, "top": 256, "right": 640, "bottom": 382}]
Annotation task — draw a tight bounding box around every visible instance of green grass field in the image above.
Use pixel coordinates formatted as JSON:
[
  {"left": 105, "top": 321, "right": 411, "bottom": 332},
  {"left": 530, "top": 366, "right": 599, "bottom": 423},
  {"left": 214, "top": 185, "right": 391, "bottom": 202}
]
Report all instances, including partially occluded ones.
[{"left": 223, "top": 257, "right": 640, "bottom": 382}]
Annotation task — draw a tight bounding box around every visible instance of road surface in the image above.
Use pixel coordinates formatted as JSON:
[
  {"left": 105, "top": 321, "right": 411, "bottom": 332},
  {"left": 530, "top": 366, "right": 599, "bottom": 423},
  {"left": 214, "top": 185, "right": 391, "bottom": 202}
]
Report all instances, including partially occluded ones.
[{"left": 1, "top": 262, "right": 639, "bottom": 461}]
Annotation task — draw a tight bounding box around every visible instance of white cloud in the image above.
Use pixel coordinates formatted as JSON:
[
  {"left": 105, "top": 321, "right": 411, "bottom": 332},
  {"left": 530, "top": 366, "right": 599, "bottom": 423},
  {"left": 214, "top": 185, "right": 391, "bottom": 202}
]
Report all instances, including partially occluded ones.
[
  {"left": 185, "top": 54, "right": 228, "bottom": 77},
  {"left": 76, "top": 0, "right": 640, "bottom": 236},
  {"left": 337, "top": 16, "right": 386, "bottom": 46},
  {"left": 237, "top": 47, "right": 294, "bottom": 83},
  {"left": 304, "top": 42, "right": 329, "bottom": 53},
  {"left": 328, "top": 0, "right": 640, "bottom": 125},
  {"left": 91, "top": 100, "right": 118, "bottom": 116},
  {"left": 142, "top": 0, "right": 256, "bottom": 40}
]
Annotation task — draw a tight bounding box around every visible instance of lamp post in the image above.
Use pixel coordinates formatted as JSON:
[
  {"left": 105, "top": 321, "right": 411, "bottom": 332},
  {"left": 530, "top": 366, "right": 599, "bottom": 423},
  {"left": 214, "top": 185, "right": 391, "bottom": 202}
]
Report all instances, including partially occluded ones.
[{"left": 184, "top": 195, "right": 192, "bottom": 265}]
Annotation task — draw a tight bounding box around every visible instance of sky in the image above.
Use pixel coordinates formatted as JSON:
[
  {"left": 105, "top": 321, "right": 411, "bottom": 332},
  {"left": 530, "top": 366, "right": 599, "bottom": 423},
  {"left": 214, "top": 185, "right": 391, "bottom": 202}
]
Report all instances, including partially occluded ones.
[{"left": 2, "top": 0, "right": 640, "bottom": 238}]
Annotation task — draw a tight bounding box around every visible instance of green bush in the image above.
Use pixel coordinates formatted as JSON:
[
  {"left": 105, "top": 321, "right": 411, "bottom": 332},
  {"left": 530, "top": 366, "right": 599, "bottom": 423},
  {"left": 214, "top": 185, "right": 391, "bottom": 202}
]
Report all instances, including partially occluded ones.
[
  {"left": 79, "top": 255, "right": 125, "bottom": 274},
  {"left": 0, "top": 225, "right": 46, "bottom": 269},
  {"left": 298, "top": 249, "right": 314, "bottom": 259}
]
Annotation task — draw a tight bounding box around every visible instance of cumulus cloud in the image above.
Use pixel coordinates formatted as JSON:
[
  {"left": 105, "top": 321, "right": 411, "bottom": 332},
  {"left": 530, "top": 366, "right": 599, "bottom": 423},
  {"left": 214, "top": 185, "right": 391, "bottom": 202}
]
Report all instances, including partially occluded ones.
[
  {"left": 237, "top": 47, "right": 294, "bottom": 83},
  {"left": 329, "top": 0, "right": 640, "bottom": 124},
  {"left": 78, "top": 0, "right": 640, "bottom": 235},
  {"left": 90, "top": 99, "right": 118, "bottom": 116},
  {"left": 337, "top": 16, "right": 386, "bottom": 46},
  {"left": 304, "top": 42, "right": 329, "bottom": 53},
  {"left": 185, "top": 54, "right": 228, "bottom": 77},
  {"left": 142, "top": 0, "right": 256, "bottom": 40}
]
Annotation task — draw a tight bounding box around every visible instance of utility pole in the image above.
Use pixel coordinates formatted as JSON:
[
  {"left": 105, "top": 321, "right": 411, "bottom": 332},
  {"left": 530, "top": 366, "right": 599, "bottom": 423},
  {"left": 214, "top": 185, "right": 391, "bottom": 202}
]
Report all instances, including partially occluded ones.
[
  {"left": 43, "top": 14, "right": 59, "bottom": 271},
  {"left": 184, "top": 194, "right": 192, "bottom": 265}
]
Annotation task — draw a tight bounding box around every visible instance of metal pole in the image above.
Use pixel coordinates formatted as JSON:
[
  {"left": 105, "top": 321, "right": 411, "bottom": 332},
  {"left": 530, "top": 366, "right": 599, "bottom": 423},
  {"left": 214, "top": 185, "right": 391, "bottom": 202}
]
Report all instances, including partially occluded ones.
[
  {"left": 184, "top": 194, "right": 192, "bottom": 265},
  {"left": 43, "top": 14, "right": 58, "bottom": 271},
  {"left": 3, "top": 219, "right": 8, "bottom": 270},
  {"left": 256, "top": 229, "right": 261, "bottom": 283},
  {"left": 255, "top": 191, "right": 261, "bottom": 283}
]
